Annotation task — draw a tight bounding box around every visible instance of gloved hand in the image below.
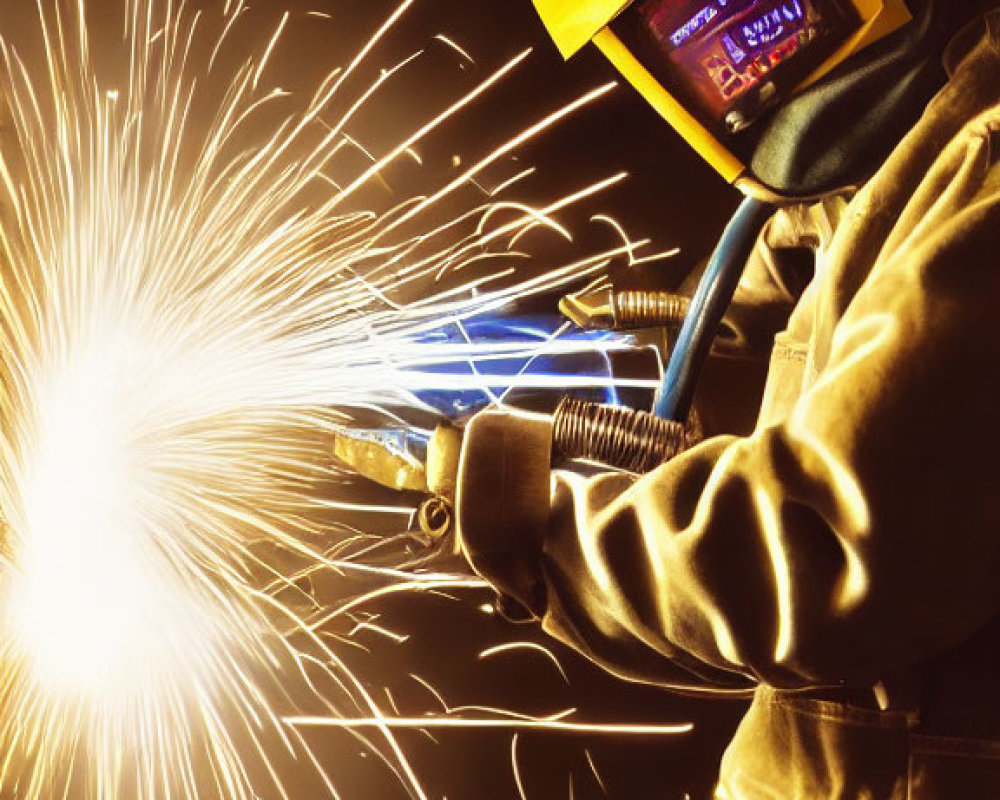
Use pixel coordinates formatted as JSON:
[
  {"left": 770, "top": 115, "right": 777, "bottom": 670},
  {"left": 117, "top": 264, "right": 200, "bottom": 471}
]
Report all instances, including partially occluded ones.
[{"left": 453, "top": 410, "right": 552, "bottom": 620}]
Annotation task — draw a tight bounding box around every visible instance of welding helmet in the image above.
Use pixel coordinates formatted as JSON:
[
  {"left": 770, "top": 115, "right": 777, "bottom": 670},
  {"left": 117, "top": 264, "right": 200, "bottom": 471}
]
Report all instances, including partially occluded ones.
[{"left": 533, "top": 0, "right": 985, "bottom": 199}]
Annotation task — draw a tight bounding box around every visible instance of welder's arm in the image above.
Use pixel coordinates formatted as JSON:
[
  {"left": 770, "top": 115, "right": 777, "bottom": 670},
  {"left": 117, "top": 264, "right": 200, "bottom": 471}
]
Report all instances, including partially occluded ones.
[{"left": 457, "top": 168, "right": 1000, "bottom": 692}]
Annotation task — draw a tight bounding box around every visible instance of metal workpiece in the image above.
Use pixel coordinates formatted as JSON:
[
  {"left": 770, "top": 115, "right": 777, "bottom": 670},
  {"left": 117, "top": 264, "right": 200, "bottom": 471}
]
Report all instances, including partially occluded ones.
[
  {"left": 332, "top": 428, "right": 428, "bottom": 492},
  {"left": 552, "top": 396, "right": 695, "bottom": 474},
  {"left": 331, "top": 421, "right": 463, "bottom": 496},
  {"left": 332, "top": 422, "right": 463, "bottom": 552},
  {"left": 559, "top": 288, "right": 690, "bottom": 331}
]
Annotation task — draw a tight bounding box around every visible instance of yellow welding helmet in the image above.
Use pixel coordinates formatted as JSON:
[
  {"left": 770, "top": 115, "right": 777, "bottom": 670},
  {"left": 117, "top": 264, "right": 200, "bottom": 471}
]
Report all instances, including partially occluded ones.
[{"left": 533, "top": 0, "right": 984, "bottom": 198}]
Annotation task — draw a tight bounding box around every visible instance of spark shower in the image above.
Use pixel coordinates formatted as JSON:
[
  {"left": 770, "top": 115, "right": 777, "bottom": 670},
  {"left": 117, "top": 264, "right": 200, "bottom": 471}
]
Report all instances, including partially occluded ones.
[{"left": 0, "top": 1, "right": 685, "bottom": 797}]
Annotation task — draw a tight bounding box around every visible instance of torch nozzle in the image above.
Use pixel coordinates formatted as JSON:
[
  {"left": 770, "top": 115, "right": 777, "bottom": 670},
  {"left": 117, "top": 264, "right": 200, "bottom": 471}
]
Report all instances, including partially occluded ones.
[{"left": 558, "top": 289, "right": 615, "bottom": 329}]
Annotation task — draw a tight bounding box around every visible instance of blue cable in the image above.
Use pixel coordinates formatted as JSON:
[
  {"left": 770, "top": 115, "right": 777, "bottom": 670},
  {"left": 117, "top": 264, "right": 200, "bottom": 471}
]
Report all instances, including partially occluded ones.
[{"left": 655, "top": 195, "right": 774, "bottom": 421}]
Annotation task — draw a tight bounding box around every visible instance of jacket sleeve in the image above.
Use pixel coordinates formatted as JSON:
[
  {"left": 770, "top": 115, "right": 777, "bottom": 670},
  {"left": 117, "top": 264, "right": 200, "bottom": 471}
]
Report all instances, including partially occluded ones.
[{"left": 457, "top": 105, "right": 1000, "bottom": 693}]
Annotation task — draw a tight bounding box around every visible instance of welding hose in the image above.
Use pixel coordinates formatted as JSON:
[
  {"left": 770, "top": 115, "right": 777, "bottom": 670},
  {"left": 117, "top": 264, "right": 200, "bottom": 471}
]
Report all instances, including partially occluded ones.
[{"left": 655, "top": 196, "right": 774, "bottom": 421}]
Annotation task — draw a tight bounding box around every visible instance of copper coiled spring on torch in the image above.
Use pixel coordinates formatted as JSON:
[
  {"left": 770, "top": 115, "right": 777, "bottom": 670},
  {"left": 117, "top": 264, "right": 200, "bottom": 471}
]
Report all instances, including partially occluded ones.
[
  {"left": 552, "top": 396, "right": 695, "bottom": 474},
  {"left": 613, "top": 290, "right": 690, "bottom": 329}
]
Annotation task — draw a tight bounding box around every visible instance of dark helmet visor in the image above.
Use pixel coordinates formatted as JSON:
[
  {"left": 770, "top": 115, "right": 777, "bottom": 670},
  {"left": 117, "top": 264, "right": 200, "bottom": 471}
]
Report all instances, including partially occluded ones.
[{"left": 613, "top": 0, "right": 865, "bottom": 134}]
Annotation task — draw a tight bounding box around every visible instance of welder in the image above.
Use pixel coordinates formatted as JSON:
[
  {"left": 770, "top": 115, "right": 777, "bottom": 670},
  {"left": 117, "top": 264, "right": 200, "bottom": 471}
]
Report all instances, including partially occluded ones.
[{"left": 451, "top": 0, "right": 1000, "bottom": 797}]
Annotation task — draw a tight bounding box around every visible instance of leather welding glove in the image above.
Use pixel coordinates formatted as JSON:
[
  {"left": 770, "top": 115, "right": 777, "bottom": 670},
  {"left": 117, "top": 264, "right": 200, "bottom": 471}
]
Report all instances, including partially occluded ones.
[
  {"left": 418, "top": 416, "right": 545, "bottom": 623},
  {"left": 454, "top": 409, "right": 552, "bottom": 619}
]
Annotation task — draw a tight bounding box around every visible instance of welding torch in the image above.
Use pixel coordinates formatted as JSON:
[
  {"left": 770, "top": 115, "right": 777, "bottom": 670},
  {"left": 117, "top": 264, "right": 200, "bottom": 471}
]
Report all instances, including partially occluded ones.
[
  {"left": 332, "top": 403, "right": 695, "bottom": 564},
  {"left": 334, "top": 197, "right": 775, "bottom": 551},
  {"left": 553, "top": 196, "right": 774, "bottom": 472}
]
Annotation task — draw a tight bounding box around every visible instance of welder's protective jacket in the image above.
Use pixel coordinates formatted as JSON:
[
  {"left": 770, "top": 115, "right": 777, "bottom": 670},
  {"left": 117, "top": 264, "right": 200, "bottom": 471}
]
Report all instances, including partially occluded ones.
[{"left": 456, "top": 14, "right": 1000, "bottom": 800}]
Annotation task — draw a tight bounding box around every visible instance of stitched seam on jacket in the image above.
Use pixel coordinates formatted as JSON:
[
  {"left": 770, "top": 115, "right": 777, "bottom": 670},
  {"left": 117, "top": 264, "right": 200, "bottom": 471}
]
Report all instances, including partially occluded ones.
[
  {"left": 910, "top": 733, "right": 1000, "bottom": 760},
  {"left": 771, "top": 340, "right": 808, "bottom": 364},
  {"left": 769, "top": 694, "right": 912, "bottom": 729}
]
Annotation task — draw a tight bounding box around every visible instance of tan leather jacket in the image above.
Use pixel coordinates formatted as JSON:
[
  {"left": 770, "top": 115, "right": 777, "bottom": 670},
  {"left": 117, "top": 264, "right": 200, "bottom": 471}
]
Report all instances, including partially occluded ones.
[{"left": 457, "top": 14, "right": 1000, "bottom": 800}]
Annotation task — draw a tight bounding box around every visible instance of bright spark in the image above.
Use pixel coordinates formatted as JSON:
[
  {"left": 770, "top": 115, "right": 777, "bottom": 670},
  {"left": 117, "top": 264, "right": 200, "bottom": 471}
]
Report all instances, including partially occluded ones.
[
  {"left": 479, "top": 641, "right": 571, "bottom": 684},
  {"left": 586, "top": 749, "right": 609, "bottom": 795},
  {"left": 513, "top": 733, "right": 528, "bottom": 800},
  {"left": 285, "top": 716, "right": 695, "bottom": 735}
]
